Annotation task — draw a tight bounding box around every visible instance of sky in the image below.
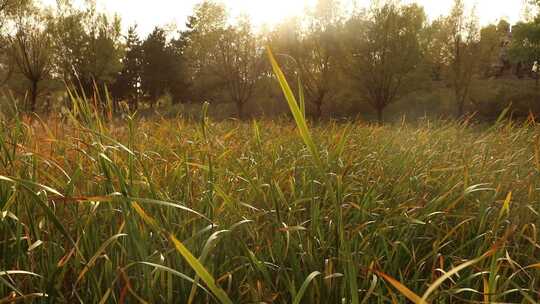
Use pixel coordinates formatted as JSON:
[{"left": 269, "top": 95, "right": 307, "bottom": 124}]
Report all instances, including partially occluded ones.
[{"left": 42, "top": 0, "right": 526, "bottom": 36}]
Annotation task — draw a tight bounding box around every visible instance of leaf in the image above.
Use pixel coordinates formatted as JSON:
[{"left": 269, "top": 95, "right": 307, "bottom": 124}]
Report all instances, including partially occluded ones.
[
  {"left": 0, "top": 271, "right": 42, "bottom": 278},
  {"left": 129, "top": 201, "right": 232, "bottom": 304},
  {"left": 131, "top": 202, "right": 159, "bottom": 228},
  {"left": 292, "top": 271, "right": 321, "bottom": 304},
  {"left": 483, "top": 275, "right": 490, "bottom": 304},
  {"left": 169, "top": 234, "right": 233, "bottom": 304},
  {"left": 525, "top": 263, "right": 540, "bottom": 269},
  {"left": 421, "top": 247, "right": 497, "bottom": 302},
  {"left": 27, "top": 240, "right": 43, "bottom": 252},
  {"left": 75, "top": 233, "right": 127, "bottom": 287},
  {"left": 267, "top": 47, "right": 323, "bottom": 170},
  {"left": 499, "top": 191, "right": 512, "bottom": 218},
  {"left": 298, "top": 74, "right": 306, "bottom": 119},
  {"left": 0, "top": 177, "right": 81, "bottom": 258},
  {"left": 361, "top": 274, "right": 378, "bottom": 304},
  {"left": 375, "top": 270, "right": 426, "bottom": 304}
]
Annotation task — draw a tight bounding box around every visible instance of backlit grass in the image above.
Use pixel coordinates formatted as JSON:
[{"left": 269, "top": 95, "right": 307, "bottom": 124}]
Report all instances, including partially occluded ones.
[{"left": 1, "top": 92, "right": 540, "bottom": 303}]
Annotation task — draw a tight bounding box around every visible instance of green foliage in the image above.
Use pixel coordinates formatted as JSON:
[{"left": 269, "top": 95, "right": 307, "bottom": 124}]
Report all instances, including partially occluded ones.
[
  {"left": 183, "top": 1, "right": 229, "bottom": 103},
  {"left": 141, "top": 27, "right": 170, "bottom": 104},
  {"left": 47, "top": 1, "right": 123, "bottom": 95},
  {"left": 111, "top": 25, "right": 143, "bottom": 109},
  {"left": 509, "top": 20, "right": 540, "bottom": 65}
]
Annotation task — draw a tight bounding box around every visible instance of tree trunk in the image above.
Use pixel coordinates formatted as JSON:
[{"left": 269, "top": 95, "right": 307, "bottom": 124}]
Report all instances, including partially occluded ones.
[
  {"left": 315, "top": 101, "right": 323, "bottom": 121},
  {"left": 456, "top": 94, "right": 465, "bottom": 119},
  {"left": 30, "top": 80, "right": 38, "bottom": 112},
  {"left": 376, "top": 107, "right": 384, "bottom": 125},
  {"left": 132, "top": 93, "right": 139, "bottom": 111},
  {"left": 236, "top": 100, "right": 245, "bottom": 120},
  {"left": 535, "top": 75, "right": 539, "bottom": 113}
]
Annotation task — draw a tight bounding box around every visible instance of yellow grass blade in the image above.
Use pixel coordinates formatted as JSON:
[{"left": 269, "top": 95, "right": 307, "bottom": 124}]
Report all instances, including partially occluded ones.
[
  {"left": 525, "top": 263, "right": 540, "bottom": 269},
  {"left": 500, "top": 191, "right": 512, "bottom": 218},
  {"left": 421, "top": 248, "right": 497, "bottom": 302},
  {"left": 130, "top": 201, "right": 232, "bottom": 304},
  {"left": 483, "top": 275, "right": 490, "bottom": 304},
  {"left": 375, "top": 270, "right": 427, "bottom": 304},
  {"left": 169, "top": 234, "right": 233, "bottom": 304},
  {"left": 267, "top": 46, "right": 323, "bottom": 170}
]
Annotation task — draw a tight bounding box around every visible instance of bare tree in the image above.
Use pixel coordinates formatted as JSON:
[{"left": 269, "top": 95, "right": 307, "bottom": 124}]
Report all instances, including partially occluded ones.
[
  {"left": 0, "top": 0, "right": 28, "bottom": 88},
  {"left": 269, "top": 0, "right": 342, "bottom": 120},
  {"left": 215, "top": 20, "right": 265, "bottom": 119},
  {"left": 446, "top": 0, "right": 480, "bottom": 118},
  {"left": 8, "top": 16, "right": 52, "bottom": 111},
  {"left": 344, "top": 3, "right": 426, "bottom": 124},
  {"left": 298, "top": 0, "right": 342, "bottom": 120}
]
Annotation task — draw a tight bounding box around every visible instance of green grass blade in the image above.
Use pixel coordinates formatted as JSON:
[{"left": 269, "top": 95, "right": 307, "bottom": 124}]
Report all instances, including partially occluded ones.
[
  {"left": 293, "top": 271, "right": 321, "bottom": 304},
  {"left": 169, "top": 234, "right": 233, "bottom": 304},
  {"left": 267, "top": 47, "right": 322, "bottom": 170}
]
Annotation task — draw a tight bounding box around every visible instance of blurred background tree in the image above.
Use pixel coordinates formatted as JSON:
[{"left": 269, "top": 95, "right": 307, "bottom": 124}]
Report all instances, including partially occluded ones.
[
  {"left": 343, "top": 2, "right": 427, "bottom": 124},
  {"left": 0, "top": 0, "right": 539, "bottom": 121}
]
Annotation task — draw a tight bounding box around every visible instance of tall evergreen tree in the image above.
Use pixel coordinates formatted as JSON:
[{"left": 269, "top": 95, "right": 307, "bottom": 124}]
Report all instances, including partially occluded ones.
[
  {"left": 183, "top": 1, "right": 229, "bottom": 103},
  {"left": 141, "top": 27, "right": 169, "bottom": 108},
  {"left": 166, "top": 35, "right": 190, "bottom": 104},
  {"left": 113, "top": 25, "right": 143, "bottom": 110}
]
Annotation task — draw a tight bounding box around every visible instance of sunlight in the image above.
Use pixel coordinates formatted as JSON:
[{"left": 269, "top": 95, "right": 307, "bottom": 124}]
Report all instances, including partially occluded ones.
[
  {"left": 227, "top": 0, "right": 317, "bottom": 27},
  {"left": 41, "top": 0, "right": 523, "bottom": 35}
]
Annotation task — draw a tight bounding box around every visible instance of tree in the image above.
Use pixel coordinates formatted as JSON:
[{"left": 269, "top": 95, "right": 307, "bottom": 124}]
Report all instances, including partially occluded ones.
[
  {"left": 269, "top": 1, "right": 342, "bottom": 120},
  {"left": 421, "top": 18, "right": 451, "bottom": 81},
  {"left": 183, "top": 1, "right": 229, "bottom": 103},
  {"left": 139, "top": 26, "right": 190, "bottom": 107},
  {"left": 140, "top": 27, "right": 169, "bottom": 107},
  {"left": 478, "top": 20, "right": 511, "bottom": 77},
  {"left": 48, "top": 1, "right": 123, "bottom": 99},
  {"left": 299, "top": 0, "right": 342, "bottom": 120},
  {"left": 7, "top": 13, "right": 52, "bottom": 112},
  {"left": 268, "top": 17, "right": 303, "bottom": 88},
  {"left": 445, "top": 0, "right": 481, "bottom": 118},
  {"left": 0, "top": 0, "right": 30, "bottom": 88},
  {"left": 166, "top": 35, "right": 190, "bottom": 104},
  {"left": 0, "top": 0, "right": 29, "bottom": 28},
  {"left": 344, "top": 3, "right": 426, "bottom": 124},
  {"left": 184, "top": 1, "right": 266, "bottom": 118},
  {"left": 112, "top": 25, "right": 143, "bottom": 109},
  {"left": 509, "top": 20, "right": 540, "bottom": 73},
  {"left": 214, "top": 19, "right": 265, "bottom": 119}
]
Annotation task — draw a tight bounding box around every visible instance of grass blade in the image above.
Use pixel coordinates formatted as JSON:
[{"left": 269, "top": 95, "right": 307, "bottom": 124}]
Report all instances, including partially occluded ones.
[
  {"left": 267, "top": 47, "right": 322, "bottom": 169},
  {"left": 293, "top": 271, "right": 321, "bottom": 304},
  {"left": 375, "top": 270, "right": 426, "bottom": 304},
  {"left": 421, "top": 247, "right": 498, "bottom": 302},
  {"left": 169, "top": 234, "right": 233, "bottom": 304}
]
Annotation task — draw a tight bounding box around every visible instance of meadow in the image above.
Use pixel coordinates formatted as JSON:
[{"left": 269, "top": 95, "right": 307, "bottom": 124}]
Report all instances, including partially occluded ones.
[{"left": 1, "top": 59, "right": 540, "bottom": 303}]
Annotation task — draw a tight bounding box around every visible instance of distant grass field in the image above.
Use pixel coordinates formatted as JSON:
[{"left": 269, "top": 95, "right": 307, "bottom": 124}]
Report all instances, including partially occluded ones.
[{"left": 1, "top": 99, "right": 539, "bottom": 303}]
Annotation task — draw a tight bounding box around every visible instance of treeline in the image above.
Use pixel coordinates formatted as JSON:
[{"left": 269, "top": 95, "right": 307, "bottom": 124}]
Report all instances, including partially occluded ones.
[{"left": 1, "top": 0, "right": 540, "bottom": 122}]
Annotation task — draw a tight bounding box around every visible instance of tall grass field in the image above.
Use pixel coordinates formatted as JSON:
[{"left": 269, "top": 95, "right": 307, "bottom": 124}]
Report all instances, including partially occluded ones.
[{"left": 1, "top": 55, "right": 540, "bottom": 303}]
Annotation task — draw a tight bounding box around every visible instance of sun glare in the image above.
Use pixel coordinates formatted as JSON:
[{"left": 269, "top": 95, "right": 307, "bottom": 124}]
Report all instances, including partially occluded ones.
[
  {"left": 41, "top": 0, "right": 524, "bottom": 36},
  {"left": 227, "top": 0, "right": 317, "bottom": 27}
]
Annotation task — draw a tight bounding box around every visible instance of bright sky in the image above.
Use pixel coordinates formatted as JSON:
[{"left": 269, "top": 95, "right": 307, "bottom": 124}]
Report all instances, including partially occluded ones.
[{"left": 42, "top": 0, "right": 526, "bottom": 36}]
